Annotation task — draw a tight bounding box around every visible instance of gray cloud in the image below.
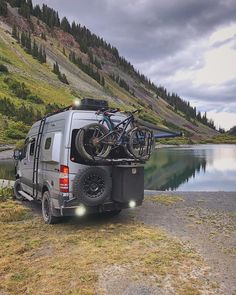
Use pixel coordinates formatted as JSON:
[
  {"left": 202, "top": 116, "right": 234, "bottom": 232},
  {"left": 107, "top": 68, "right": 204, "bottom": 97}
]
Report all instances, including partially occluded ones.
[
  {"left": 34, "top": 0, "right": 236, "bottom": 61},
  {"left": 33, "top": 0, "right": 236, "bottom": 126}
]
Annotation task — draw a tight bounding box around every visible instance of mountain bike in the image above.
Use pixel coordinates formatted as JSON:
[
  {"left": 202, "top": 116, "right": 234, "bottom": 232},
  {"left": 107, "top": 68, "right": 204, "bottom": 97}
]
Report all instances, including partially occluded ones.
[{"left": 75, "top": 109, "right": 154, "bottom": 161}]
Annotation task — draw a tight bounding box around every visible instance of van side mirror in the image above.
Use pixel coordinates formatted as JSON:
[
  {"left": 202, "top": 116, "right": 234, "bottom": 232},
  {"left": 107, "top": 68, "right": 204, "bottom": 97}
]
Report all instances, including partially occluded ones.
[{"left": 13, "top": 149, "right": 23, "bottom": 160}]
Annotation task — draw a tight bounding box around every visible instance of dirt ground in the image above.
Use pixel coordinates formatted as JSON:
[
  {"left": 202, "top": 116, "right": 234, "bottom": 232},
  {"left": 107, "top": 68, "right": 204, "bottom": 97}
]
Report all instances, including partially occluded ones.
[{"left": 137, "top": 191, "right": 236, "bottom": 295}]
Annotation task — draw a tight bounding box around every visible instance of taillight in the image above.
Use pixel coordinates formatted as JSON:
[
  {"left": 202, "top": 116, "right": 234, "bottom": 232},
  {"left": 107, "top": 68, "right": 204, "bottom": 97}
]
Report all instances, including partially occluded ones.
[{"left": 59, "top": 165, "right": 69, "bottom": 193}]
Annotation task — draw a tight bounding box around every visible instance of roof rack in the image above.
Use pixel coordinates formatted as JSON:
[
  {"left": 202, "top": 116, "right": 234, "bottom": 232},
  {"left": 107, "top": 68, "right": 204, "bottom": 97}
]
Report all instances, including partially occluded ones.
[{"left": 42, "top": 98, "right": 109, "bottom": 120}]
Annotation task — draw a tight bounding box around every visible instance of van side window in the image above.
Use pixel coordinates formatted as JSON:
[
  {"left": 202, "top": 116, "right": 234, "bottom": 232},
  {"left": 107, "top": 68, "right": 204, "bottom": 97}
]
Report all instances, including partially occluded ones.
[
  {"left": 29, "top": 139, "right": 35, "bottom": 156},
  {"left": 45, "top": 137, "right": 51, "bottom": 150},
  {"left": 21, "top": 138, "right": 29, "bottom": 159}
]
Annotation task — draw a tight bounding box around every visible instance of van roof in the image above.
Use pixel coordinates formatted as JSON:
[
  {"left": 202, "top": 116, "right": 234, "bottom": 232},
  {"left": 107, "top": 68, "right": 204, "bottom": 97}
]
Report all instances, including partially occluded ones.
[{"left": 31, "top": 109, "right": 127, "bottom": 128}]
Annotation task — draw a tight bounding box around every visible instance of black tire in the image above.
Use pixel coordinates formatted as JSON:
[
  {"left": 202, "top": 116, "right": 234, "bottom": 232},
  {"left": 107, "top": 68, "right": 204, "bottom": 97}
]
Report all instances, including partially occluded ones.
[
  {"left": 128, "top": 127, "right": 153, "bottom": 160},
  {"left": 14, "top": 179, "right": 24, "bottom": 201},
  {"left": 75, "top": 123, "right": 112, "bottom": 161},
  {"left": 73, "top": 167, "right": 112, "bottom": 206},
  {"left": 42, "top": 191, "right": 59, "bottom": 224}
]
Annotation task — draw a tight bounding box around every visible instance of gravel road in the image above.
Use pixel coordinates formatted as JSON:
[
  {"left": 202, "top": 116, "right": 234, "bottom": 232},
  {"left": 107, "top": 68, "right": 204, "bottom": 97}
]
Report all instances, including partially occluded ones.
[{"left": 136, "top": 191, "right": 236, "bottom": 295}]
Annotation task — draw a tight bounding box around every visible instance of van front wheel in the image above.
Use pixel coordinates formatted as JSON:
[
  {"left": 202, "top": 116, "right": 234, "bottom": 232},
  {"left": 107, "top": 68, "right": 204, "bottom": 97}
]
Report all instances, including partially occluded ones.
[
  {"left": 14, "top": 179, "right": 23, "bottom": 201},
  {"left": 42, "top": 191, "right": 58, "bottom": 224}
]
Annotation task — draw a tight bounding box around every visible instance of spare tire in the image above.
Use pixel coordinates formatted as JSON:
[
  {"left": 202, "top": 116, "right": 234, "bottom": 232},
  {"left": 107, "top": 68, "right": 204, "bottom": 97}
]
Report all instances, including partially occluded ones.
[{"left": 73, "top": 167, "right": 112, "bottom": 206}]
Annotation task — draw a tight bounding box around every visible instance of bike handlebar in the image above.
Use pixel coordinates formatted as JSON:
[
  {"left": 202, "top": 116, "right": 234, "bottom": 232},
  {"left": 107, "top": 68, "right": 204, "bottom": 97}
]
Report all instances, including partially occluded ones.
[
  {"left": 96, "top": 108, "right": 141, "bottom": 116},
  {"left": 95, "top": 108, "right": 120, "bottom": 115}
]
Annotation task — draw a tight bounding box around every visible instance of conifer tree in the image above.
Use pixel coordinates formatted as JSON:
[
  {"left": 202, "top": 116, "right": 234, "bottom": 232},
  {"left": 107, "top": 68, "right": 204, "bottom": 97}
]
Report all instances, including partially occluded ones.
[
  {"left": 21, "top": 31, "right": 26, "bottom": 47},
  {"left": 32, "top": 39, "right": 38, "bottom": 58},
  {"left": 12, "top": 24, "right": 17, "bottom": 39},
  {"left": 60, "top": 17, "right": 71, "bottom": 33},
  {"left": 32, "top": 4, "right": 41, "bottom": 17},
  {"left": 0, "top": 0, "right": 7, "bottom": 16},
  {"left": 101, "top": 76, "right": 105, "bottom": 86}
]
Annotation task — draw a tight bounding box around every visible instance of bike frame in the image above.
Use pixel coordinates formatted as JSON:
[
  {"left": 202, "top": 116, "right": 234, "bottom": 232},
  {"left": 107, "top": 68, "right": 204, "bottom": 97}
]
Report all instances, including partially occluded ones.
[{"left": 98, "top": 112, "right": 136, "bottom": 144}]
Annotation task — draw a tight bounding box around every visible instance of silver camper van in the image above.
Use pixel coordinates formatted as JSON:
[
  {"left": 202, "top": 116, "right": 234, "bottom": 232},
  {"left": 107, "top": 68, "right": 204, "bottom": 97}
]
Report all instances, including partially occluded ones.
[{"left": 13, "top": 99, "right": 147, "bottom": 224}]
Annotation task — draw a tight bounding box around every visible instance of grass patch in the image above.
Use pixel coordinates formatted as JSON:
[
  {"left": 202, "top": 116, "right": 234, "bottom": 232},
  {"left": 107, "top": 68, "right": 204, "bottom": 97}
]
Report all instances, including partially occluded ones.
[
  {"left": 0, "top": 200, "right": 32, "bottom": 222},
  {"left": 147, "top": 195, "right": 184, "bottom": 205},
  {"left": 0, "top": 199, "right": 219, "bottom": 294},
  {"left": 157, "top": 137, "right": 195, "bottom": 145},
  {"left": 0, "top": 186, "right": 13, "bottom": 201},
  {"left": 200, "top": 134, "right": 236, "bottom": 144},
  {"left": 0, "top": 187, "right": 33, "bottom": 222}
]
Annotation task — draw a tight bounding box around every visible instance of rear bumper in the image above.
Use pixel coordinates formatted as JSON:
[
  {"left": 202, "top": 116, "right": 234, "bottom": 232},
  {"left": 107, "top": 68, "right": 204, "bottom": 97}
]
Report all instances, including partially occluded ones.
[{"left": 60, "top": 199, "right": 143, "bottom": 216}]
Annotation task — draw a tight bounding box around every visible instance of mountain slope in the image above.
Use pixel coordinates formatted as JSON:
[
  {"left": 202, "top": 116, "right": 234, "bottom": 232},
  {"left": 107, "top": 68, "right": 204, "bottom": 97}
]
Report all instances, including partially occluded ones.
[{"left": 0, "top": 2, "right": 218, "bottom": 144}]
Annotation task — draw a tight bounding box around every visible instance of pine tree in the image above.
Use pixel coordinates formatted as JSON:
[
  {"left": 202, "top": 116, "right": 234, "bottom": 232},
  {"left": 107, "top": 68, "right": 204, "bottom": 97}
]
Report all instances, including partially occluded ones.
[
  {"left": 0, "top": 0, "right": 7, "bottom": 16},
  {"left": 60, "top": 17, "right": 71, "bottom": 33},
  {"left": 32, "top": 4, "right": 41, "bottom": 18},
  {"left": 12, "top": 24, "right": 17, "bottom": 39},
  {"left": 25, "top": 33, "right": 32, "bottom": 53},
  {"left": 41, "top": 32, "right": 46, "bottom": 40},
  {"left": 42, "top": 48, "right": 46, "bottom": 63},
  {"left": 101, "top": 76, "right": 105, "bottom": 86},
  {"left": 27, "top": 0, "right": 32, "bottom": 12},
  {"left": 53, "top": 61, "right": 60, "bottom": 75},
  {"left": 32, "top": 39, "right": 38, "bottom": 58},
  {"left": 21, "top": 31, "right": 26, "bottom": 47},
  {"left": 19, "top": 2, "right": 31, "bottom": 19}
]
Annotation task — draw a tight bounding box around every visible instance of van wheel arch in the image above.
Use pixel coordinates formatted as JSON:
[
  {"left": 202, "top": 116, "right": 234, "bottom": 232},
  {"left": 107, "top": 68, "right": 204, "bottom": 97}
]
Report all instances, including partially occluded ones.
[{"left": 42, "top": 185, "right": 49, "bottom": 196}]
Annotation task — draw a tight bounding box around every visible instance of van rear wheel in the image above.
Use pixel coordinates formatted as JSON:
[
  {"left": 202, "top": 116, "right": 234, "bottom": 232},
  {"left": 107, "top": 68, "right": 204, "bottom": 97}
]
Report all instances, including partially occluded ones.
[{"left": 42, "top": 191, "right": 58, "bottom": 224}]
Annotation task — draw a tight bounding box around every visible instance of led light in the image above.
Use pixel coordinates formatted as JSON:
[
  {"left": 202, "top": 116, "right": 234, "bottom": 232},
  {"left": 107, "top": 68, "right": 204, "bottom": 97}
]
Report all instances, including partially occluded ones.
[
  {"left": 73, "top": 99, "right": 81, "bottom": 107},
  {"left": 75, "top": 205, "right": 86, "bottom": 217},
  {"left": 129, "top": 200, "right": 136, "bottom": 208}
]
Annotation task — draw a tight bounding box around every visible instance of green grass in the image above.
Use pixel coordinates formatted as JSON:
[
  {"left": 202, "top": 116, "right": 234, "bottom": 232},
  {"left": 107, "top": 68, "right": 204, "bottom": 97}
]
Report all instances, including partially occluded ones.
[
  {"left": 200, "top": 134, "right": 236, "bottom": 144},
  {"left": 0, "top": 29, "right": 74, "bottom": 104},
  {"left": 157, "top": 137, "right": 194, "bottom": 145},
  {"left": 0, "top": 198, "right": 219, "bottom": 295},
  {"left": 146, "top": 195, "right": 184, "bottom": 205},
  {"left": 0, "top": 29, "right": 77, "bottom": 143}
]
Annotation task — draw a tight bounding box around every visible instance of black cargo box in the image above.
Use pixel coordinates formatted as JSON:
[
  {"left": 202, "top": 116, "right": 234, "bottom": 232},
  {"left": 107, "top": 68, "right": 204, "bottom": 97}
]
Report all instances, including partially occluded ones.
[
  {"left": 111, "top": 165, "right": 144, "bottom": 203},
  {"left": 74, "top": 98, "right": 108, "bottom": 111}
]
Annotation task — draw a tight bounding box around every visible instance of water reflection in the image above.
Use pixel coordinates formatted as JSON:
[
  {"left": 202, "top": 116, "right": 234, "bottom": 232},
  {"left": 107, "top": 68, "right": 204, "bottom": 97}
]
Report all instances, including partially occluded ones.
[
  {"left": 0, "top": 145, "right": 236, "bottom": 191},
  {"left": 145, "top": 145, "right": 236, "bottom": 191}
]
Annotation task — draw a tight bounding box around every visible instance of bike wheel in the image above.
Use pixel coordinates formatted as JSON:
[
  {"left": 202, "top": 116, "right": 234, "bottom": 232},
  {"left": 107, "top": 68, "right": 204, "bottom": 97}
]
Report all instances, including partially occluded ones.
[
  {"left": 127, "top": 127, "right": 153, "bottom": 160},
  {"left": 75, "top": 123, "right": 112, "bottom": 161}
]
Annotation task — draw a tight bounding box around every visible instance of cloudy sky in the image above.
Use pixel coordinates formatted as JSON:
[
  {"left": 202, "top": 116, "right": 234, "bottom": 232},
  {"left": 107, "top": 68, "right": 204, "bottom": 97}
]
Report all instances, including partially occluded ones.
[{"left": 34, "top": 0, "right": 236, "bottom": 130}]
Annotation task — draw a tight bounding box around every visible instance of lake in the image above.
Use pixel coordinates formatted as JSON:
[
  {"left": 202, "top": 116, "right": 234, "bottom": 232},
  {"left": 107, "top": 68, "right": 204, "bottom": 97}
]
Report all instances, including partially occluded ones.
[
  {"left": 0, "top": 144, "right": 236, "bottom": 191},
  {"left": 145, "top": 144, "right": 236, "bottom": 191}
]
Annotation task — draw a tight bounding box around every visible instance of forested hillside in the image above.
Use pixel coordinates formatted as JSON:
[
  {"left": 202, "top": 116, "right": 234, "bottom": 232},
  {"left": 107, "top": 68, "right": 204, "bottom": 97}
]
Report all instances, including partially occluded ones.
[{"left": 0, "top": 0, "right": 218, "bottom": 144}]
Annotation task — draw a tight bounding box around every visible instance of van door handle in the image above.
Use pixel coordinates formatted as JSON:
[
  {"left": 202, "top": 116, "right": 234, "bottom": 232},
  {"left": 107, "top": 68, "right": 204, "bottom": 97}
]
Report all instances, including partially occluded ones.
[
  {"left": 23, "top": 162, "right": 27, "bottom": 165},
  {"left": 54, "top": 168, "right": 59, "bottom": 172}
]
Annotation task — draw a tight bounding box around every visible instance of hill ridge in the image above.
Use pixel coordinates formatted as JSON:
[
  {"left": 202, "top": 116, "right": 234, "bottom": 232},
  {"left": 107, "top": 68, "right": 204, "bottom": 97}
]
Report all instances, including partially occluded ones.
[{"left": 0, "top": 0, "right": 218, "bottom": 144}]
